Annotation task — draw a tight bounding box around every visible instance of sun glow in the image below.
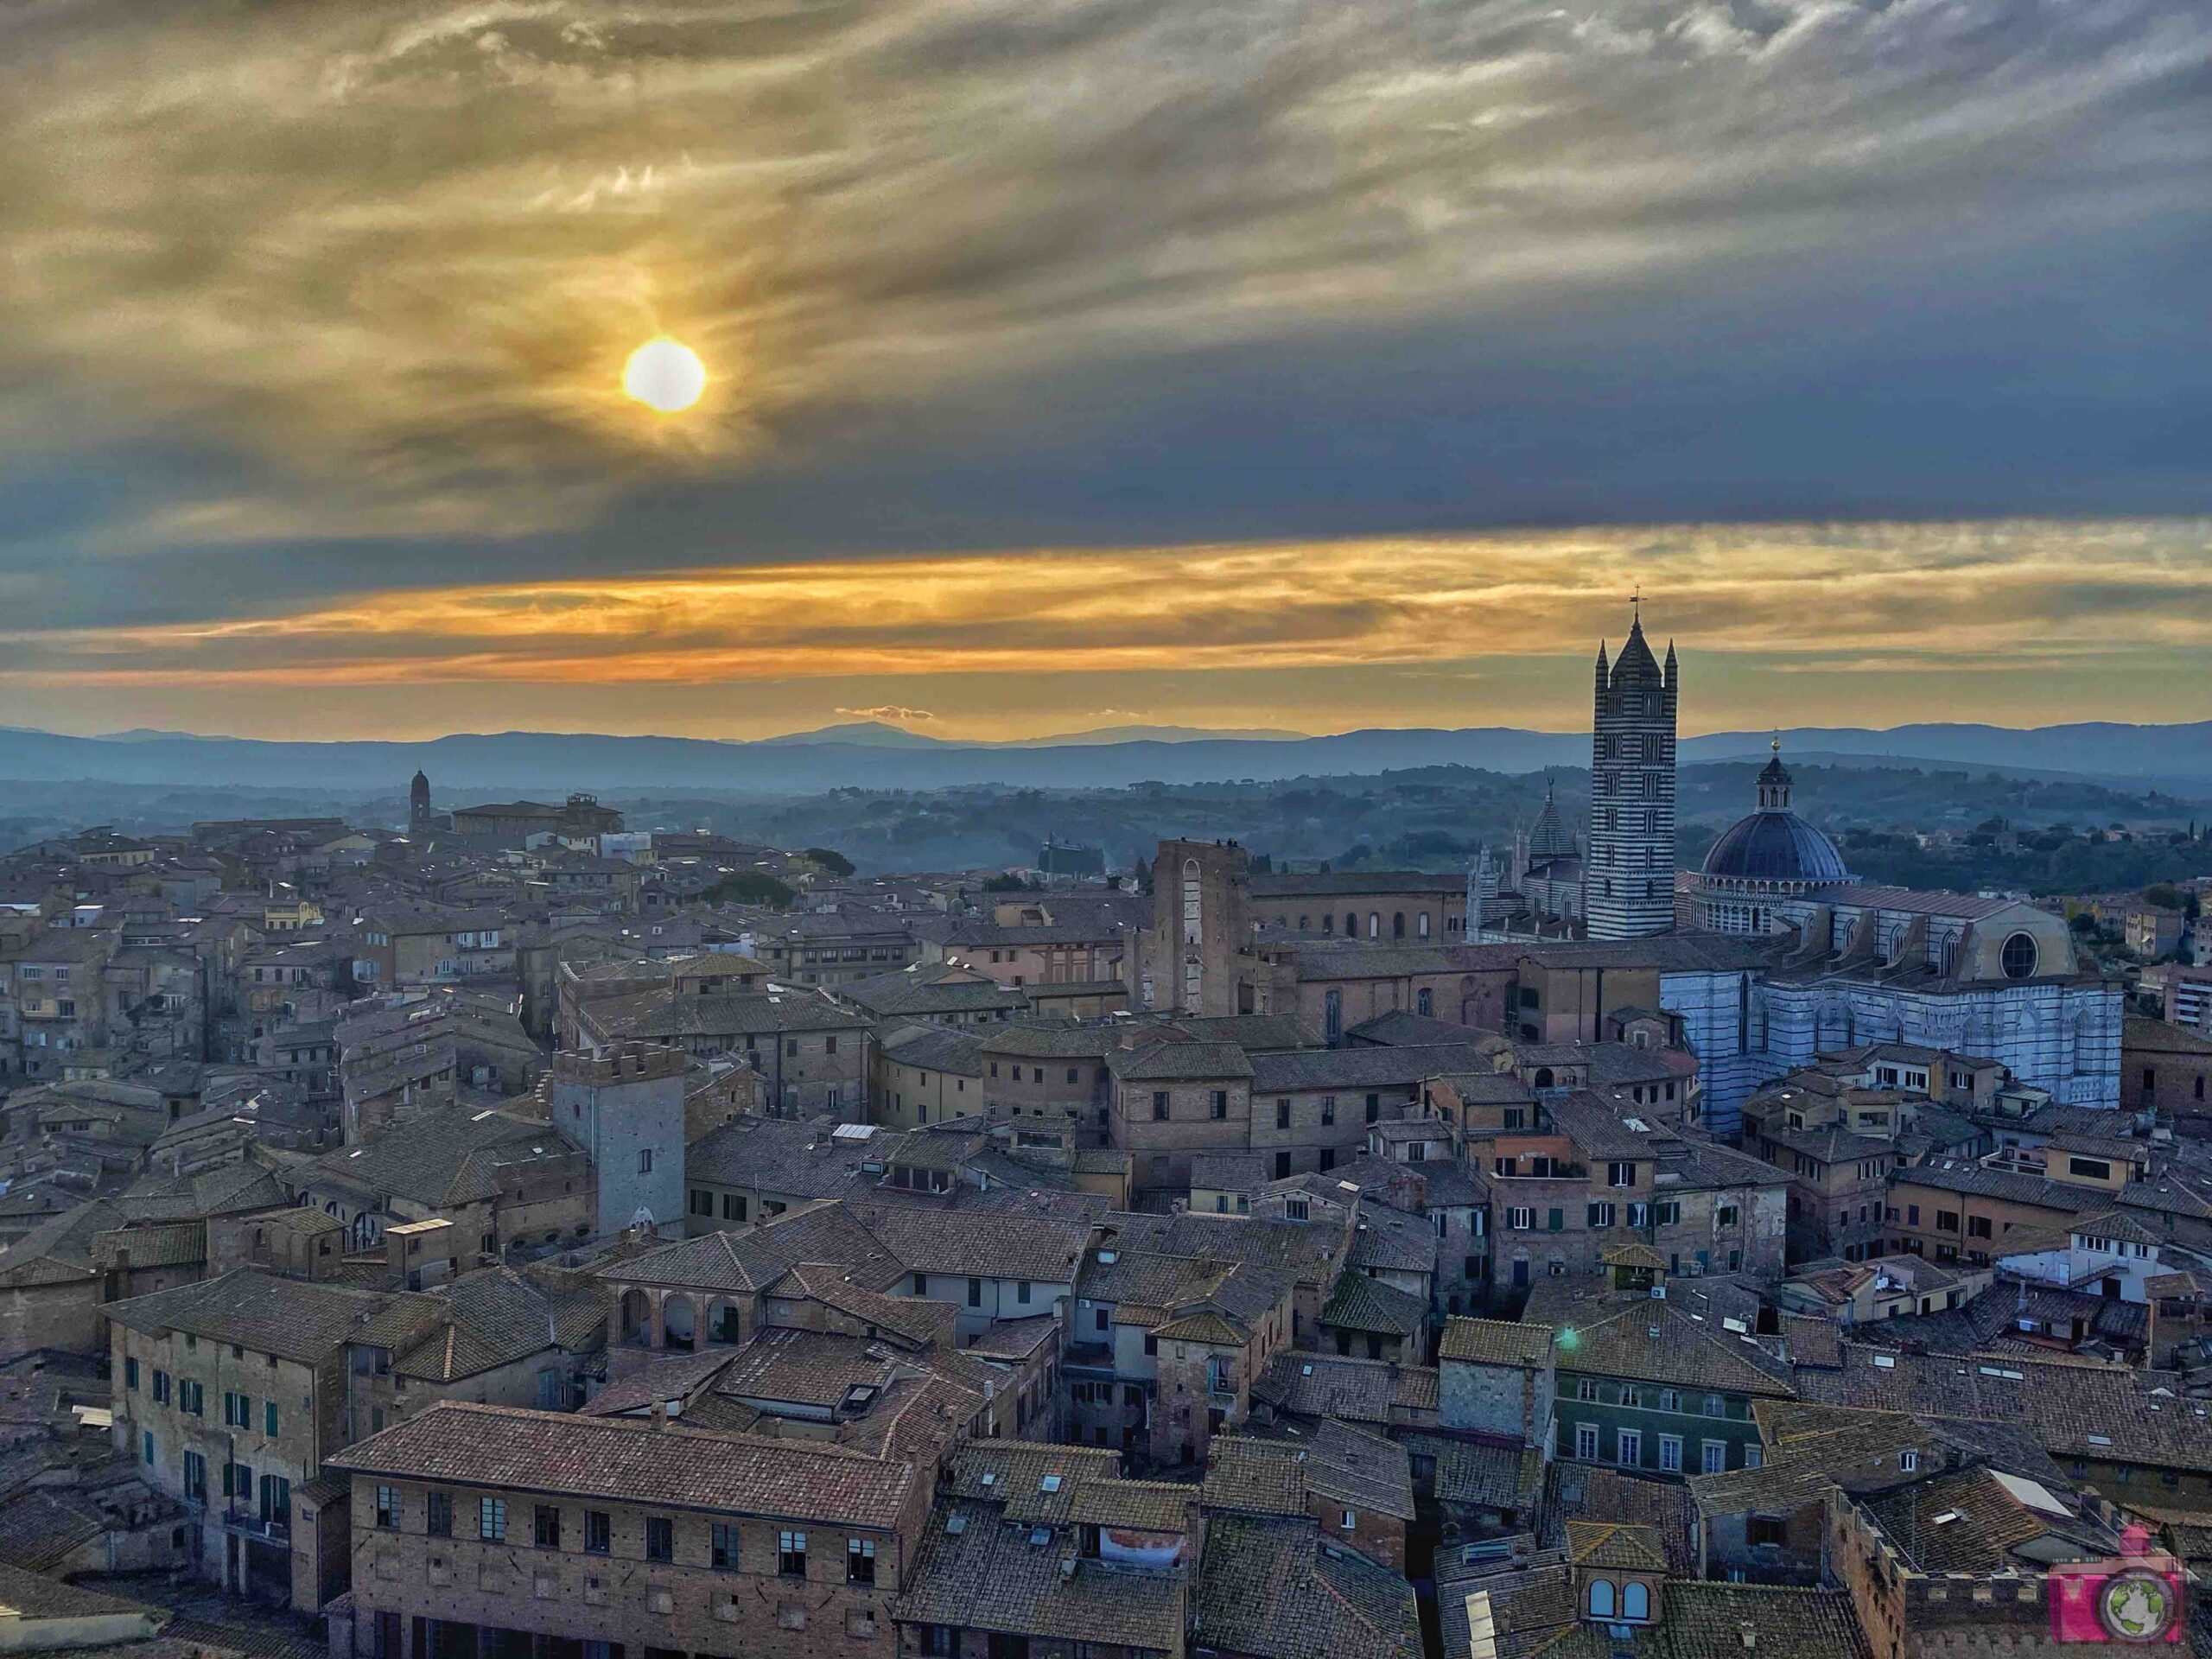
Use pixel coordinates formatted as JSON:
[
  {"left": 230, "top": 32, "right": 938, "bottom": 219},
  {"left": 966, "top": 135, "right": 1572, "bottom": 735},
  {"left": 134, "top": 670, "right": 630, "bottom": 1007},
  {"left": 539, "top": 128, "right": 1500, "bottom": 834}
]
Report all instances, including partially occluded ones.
[{"left": 622, "top": 338, "right": 707, "bottom": 413}]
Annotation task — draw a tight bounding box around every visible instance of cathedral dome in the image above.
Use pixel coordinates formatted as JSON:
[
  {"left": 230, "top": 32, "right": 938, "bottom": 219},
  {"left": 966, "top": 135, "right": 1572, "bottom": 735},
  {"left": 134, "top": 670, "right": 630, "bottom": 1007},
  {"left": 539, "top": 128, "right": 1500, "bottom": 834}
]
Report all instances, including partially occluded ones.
[
  {"left": 1700, "top": 737, "right": 1853, "bottom": 888},
  {"left": 1701, "top": 811, "right": 1852, "bottom": 885}
]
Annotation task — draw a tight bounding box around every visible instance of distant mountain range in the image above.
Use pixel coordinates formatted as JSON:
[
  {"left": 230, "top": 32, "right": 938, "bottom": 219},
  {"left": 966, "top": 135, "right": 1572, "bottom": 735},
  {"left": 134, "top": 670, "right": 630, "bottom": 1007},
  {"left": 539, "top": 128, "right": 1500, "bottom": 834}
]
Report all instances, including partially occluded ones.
[
  {"left": 747, "top": 720, "right": 1308, "bottom": 749},
  {"left": 2, "top": 719, "right": 2207, "bottom": 798}
]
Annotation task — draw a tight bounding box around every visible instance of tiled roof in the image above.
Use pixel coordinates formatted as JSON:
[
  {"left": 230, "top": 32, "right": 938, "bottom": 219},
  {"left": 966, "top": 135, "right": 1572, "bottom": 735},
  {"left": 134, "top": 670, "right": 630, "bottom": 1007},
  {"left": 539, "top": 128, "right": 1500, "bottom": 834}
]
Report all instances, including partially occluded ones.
[
  {"left": 1204, "top": 1438, "right": 1309, "bottom": 1516},
  {"left": 947, "top": 1443, "right": 1124, "bottom": 1523},
  {"left": 1794, "top": 1344, "right": 2212, "bottom": 1474},
  {"left": 851, "top": 1203, "right": 1090, "bottom": 1284},
  {"left": 890, "top": 1501, "right": 1186, "bottom": 1649},
  {"left": 1545, "top": 1294, "right": 1796, "bottom": 1400},
  {"left": 327, "top": 1402, "right": 912, "bottom": 1526},
  {"left": 601, "top": 1203, "right": 903, "bottom": 1294},
  {"left": 1250, "top": 1046, "right": 1499, "bottom": 1092},
  {"left": 1565, "top": 1519, "right": 1665, "bottom": 1572},
  {"left": 106, "top": 1269, "right": 430, "bottom": 1364},
  {"left": 308, "top": 1109, "right": 575, "bottom": 1207},
  {"left": 1193, "top": 1516, "right": 1421, "bottom": 1659},
  {"left": 1439, "top": 1317, "right": 1554, "bottom": 1368},
  {"left": 1320, "top": 1271, "right": 1427, "bottom": 1338},
  {"left": 1065, "top": 1478, "right": 1194, "bottom": 1532},
  {"left": 1280, "top": 1418, "right": 1415, "bottom": 1520},
  {"left": 1427, "top": 1437, "right": 1544, "bottom": 1513},
  {"left": 1107, "top": 1041, "right": 1253, "bottom": 1082}
]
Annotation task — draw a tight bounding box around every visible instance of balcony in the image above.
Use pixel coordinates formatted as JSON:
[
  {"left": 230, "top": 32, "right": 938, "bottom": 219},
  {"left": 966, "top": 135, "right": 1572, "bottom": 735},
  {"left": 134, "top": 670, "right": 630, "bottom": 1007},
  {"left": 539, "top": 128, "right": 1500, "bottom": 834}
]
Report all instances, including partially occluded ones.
[{"left": 219, "top": 1506, "right": 291, "bottom": 1547}]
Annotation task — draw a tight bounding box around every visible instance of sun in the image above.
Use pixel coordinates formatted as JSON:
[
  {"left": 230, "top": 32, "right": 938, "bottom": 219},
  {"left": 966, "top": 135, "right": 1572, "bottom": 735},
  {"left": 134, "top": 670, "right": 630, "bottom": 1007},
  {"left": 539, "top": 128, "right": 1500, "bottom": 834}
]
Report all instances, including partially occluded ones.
[{"left": 622, "top": 337, "right": 707, "bottom": 414}]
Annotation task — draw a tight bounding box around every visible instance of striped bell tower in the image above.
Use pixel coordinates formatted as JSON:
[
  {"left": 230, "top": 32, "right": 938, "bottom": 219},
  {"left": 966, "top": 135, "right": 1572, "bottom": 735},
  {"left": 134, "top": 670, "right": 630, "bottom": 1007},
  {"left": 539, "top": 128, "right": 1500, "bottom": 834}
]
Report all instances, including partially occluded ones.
[{"left": 1586, "top": 603, "right": 1678, "bottom": 939}]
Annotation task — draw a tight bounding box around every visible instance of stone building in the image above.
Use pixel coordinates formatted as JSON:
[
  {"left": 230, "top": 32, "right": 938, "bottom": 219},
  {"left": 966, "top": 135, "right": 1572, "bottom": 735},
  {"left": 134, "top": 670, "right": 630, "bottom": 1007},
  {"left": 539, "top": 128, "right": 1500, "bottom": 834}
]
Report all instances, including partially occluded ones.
[
  {"left": 327, "top": 1401, "right": 924, "bottom": 1659},
  {"left": 547, "top": 1044, "right": 687, "bottom": 1237}
]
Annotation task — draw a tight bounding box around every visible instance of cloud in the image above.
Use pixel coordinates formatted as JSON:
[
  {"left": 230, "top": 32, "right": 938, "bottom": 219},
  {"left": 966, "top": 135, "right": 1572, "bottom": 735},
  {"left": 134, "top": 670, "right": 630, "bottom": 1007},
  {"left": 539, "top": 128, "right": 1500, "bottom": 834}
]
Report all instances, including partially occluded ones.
[
  {"left": 1, "top": 0, "right": 2207, "bottom": 571},
  {"left": 7, "top": 519, "right": 2206, "bottom": 693},
  {"left": 1, "top": 0, "right": 2207, "bottom": 738},
  {"left": 836, "top": 705, "right": 938, "bottom": 722}
]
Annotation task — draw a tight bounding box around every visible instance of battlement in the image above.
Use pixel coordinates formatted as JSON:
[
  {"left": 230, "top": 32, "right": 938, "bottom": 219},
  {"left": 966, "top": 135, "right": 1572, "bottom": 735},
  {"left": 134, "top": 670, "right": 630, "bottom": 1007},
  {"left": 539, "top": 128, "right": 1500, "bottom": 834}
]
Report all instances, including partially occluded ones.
[{"left": 555, "top": 1042, "right": 687, "bottom": 1084}]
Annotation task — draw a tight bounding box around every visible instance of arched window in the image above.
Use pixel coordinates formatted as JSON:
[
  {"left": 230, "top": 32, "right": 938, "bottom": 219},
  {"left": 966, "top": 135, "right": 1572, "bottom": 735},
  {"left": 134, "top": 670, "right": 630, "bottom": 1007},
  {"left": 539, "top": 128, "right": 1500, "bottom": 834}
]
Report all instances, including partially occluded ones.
[
  {"left": 1623, "top": 1582, "right": 1649, "bottom": 1621},
  {"left": 1182, "top": 859, "right": 1203, "bottom": 946},
  {"left": 1417, "top": 988, "right": 1433, "bottom": 1017},
  {"left": 1344, "top": 912, "right": 1357, "bottom": 937},
  {"left": 1322, "top": 913, "right": 1334, "bottom": 933},
  {"left": 1534, "top": 1067, "right": 1554, "bottom": 1089},
  {"left": 1418, "top": 913, "right": 1431, "bottom": 939},
  {"left": 1324, "top": 989, "right": 1344, "bottom": 1044},
  {"left": 1392, "top": 912, "right": 1406, "bottom": 939},
  {"left": 1298, "top": 915, "right": 1309, "bottom": 931},
  {"left": 1588, "top": 1580, "right": 1616, "bottom": 1619},
  {"left": 1368, "top": 912, "right": 1381, "bottom": 939}
]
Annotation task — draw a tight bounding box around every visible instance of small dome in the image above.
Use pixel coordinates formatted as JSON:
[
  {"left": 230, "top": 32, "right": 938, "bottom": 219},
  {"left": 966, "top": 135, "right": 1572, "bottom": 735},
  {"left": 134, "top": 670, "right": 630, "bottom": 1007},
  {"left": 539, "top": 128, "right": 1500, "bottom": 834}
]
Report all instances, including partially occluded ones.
[{"left": 1701, "top": 810, "right": 1852, "bottom": 885}]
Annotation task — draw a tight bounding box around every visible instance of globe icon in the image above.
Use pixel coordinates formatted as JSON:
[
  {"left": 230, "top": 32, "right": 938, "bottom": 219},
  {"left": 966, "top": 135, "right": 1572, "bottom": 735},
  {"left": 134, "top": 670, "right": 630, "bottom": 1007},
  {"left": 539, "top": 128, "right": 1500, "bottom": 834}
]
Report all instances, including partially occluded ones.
[{"left": 2098, "top": 1572, "right": 2173, "bottom": 1643}]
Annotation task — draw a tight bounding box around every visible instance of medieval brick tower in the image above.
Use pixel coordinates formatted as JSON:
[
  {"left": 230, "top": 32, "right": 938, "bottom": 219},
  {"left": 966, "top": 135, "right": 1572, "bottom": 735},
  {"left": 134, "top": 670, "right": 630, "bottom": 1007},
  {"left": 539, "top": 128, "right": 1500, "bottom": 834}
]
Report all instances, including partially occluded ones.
[
  {"left": 408, "top": 769, "right": 432, "bottom": 837},
  {"left": 1586, "top": 607, "right": 1678, "bottom": 940}
]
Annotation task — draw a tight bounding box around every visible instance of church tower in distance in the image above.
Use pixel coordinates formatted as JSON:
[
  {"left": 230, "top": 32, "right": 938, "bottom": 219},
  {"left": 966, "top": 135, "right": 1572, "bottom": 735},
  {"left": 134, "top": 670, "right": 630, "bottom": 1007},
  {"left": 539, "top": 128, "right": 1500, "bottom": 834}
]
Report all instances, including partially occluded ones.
[
  {"left": 409, "top": 769, "right": 432, "bottom": 837},
  {"left": 1586, "top": 607, "right": 1678, "bottom": 939}
]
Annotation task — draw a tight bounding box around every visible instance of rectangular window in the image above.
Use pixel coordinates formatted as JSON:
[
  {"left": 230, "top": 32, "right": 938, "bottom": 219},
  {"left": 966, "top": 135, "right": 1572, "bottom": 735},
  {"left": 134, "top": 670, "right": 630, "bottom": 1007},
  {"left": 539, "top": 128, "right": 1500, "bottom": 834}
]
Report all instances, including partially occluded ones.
[
  {"left": 1702, "top": 1440, "right": 1727, "bottom": 1474},
  {"left": 1210, "top": 1090, "right": 1228, "bottom": 1120},
  {"left": 638, "top": 1148, "right": 654, "bottom": 1175},
  {"left": 142, "top": 1431, "right": 155, "bottom": 1466},
  {"left": 1936, "top": 1210, "right": 1960, "bottom": 1233},
  {"left": 125, "top": 1357, "right": 139, "bottom": 1389},
  {"left": 721, "top": 1193, "right": 747, "bottom": 1223},
  {"left": 1153, "top": 1091, "right": 1170, "bottom": 1121},
  {"left": 645, "top": 1516, "right": 673, "bottom": 1562},
  {"left": 712, "top": 1523, "right": 741, "bottom": 1571},
  {"left": 1276, "top": 1098, "right": 1291, "bottom": 1129},
  {"left": 428, "top": 1491, "right": 453, "bottom": 1538},
  {"left": 1658, "top": 1435, "right": 1682, "bottom": 1472},
  {"left": 779, "top": 1530, "right": 808, "bottom": 1578},
  {"left": 1967, "top": 1215, "right": 1993, "bottom": 1239},
  {"left": 536, "top": 1506, "right": 562, "bottom": 1549},
  {"left": 1321, "top": 1096, "right": 1336, "bottom": 1125},
  {"left": 1609, "top": 1161, "right": 1636, "bottom": 1187},
  {"left": 1366, "top": 1094, "right": 1381, "bottom": 1124},
  {"left": 848, "top": 1537, "right": 876, "bottom": 1585},
  {"left": 1547, "top": 1208, "right": 1563, "bottom": 1232},
  {"left": 265, "top": 1400, "right": 279, "bottom": 1436},
  {"left": 183, "top": 1450, "right": 207, "bottom": 1503},
  {"left": 180, "top": 1380, "right": 204, "bottom": 1415},
  {"left": 1576, "top": 1378, "right": 1598, "bottom": 1402},
  {"left": 967, "top": 1276, "right": 984, "bottom": 1308},
  {"left": 376, "top": 1485, "right": 400, "bottom": 1529},
  {"left": 480, "top": 1498, "right": 507, "bottom": 1541},
  {"left": 1574, "top": 1423, "right": 1599, "bottom": 1460},
  {"left": 1509, "top": 1207, "right": 1533, "bottom": 1230},
  {"left": 584, "top": 1510, "right": 610, "bottom": 1554},
  {"left": 1705, "top": 1394, "right": 1727, "bottom": 1417},
  {"left": 1617, "top": 1428, "right": 1643, "bottom": 1466},
  {"left": 1587, "top": 1201, "right": 1616, "bottom": 1229}
]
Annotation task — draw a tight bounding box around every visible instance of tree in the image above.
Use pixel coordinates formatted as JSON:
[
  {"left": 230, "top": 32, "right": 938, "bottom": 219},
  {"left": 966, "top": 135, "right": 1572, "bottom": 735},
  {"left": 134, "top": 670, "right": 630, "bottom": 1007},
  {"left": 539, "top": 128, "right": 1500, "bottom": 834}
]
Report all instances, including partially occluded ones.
[
  {"left": 983, "top": 873, "right": 1039, "bottom": 893},
  {"left": 2143, "top": 883, "right": 2185, "bottom": 912},
  {"left": 702, "top": 871, "right": 797, "bottom": 908},
  {"left": 801, "top": 846, "right": 855, "bottom": 878}
]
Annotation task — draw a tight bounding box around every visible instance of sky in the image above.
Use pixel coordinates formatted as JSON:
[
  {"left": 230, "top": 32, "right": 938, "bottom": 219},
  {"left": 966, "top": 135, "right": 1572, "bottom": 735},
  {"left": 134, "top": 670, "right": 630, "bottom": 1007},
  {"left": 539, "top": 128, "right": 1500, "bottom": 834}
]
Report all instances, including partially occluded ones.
[{"left": 3, "top": 0, "right": 2209, "bottom": 743}]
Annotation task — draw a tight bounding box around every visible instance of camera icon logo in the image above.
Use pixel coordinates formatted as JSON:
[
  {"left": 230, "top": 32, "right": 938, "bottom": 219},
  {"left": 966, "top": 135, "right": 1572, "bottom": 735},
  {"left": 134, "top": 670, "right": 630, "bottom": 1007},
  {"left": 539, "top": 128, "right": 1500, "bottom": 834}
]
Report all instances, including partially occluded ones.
[{"left": 2050, "top": 1527, "right": 2184, "bottom": 1645}]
